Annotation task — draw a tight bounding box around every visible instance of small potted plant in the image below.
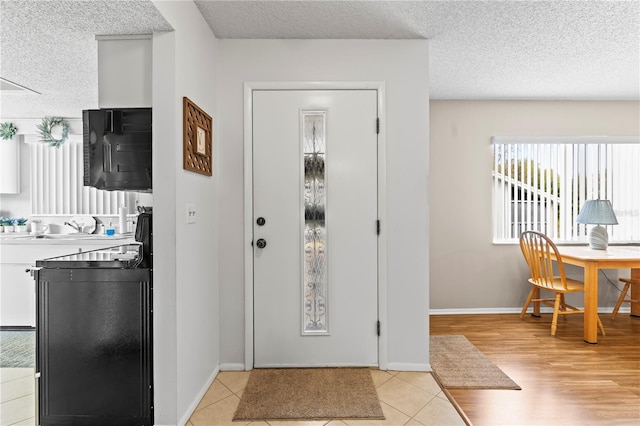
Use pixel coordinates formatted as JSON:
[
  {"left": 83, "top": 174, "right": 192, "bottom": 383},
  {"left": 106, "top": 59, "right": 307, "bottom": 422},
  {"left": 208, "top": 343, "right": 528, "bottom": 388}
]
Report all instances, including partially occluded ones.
[
  {"left": 2, "top": 217, "right": 15, "bottom": 233},
  {"left": 14, "top": 217, "right": 28, "bottom": 233},
  {"left": 0, "top": 122, "right": 18, "bottom": 141}
]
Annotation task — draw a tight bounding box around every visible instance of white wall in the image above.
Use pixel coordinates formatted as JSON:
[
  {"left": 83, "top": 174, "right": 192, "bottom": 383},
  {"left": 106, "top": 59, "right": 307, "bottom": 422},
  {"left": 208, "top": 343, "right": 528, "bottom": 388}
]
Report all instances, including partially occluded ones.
[
  {"left": 218, "top": 40, "right": 430, "bottom": 370},
  {"left": 430, "top": 101, "right": 640, "bottom": 312},
  {"left": 98, "top": 37, "right": 153, "bottom": 108},
  {"left": 152, "top": 1, "right": 219, "bottom": 424}
]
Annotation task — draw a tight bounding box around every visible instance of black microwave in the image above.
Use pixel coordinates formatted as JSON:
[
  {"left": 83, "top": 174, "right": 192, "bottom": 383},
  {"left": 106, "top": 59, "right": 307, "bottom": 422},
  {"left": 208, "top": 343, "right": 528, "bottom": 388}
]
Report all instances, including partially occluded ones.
[{"left": 83, "top": 108, "right": 152, "bottom": 192}]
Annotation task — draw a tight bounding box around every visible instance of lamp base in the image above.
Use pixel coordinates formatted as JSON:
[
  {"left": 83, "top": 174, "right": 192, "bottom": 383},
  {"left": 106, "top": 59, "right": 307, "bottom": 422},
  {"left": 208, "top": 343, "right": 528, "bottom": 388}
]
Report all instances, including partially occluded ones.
[{"left": 588, "top": 225, "right": 609, "bottom": 250}]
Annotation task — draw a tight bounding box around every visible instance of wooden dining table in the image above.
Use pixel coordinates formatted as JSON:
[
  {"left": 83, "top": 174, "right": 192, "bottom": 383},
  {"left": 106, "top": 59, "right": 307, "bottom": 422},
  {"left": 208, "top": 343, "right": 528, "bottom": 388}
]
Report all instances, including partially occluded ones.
[{"left": 552, "top": 245, "right": 640, "bottom": 344}]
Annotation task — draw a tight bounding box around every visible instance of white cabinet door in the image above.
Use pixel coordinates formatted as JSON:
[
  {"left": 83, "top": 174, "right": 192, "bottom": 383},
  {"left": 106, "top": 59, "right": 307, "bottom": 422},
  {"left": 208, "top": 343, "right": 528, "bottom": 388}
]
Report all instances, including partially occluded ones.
[
  {"left": 0, "top": 137, "right": 20, "bottom": 193},
  {"left": 0, "top": 263, "right": 34, "bottom": 326},
  {"left": 1, "top": 245, "right": 78, "bottom": 327}
]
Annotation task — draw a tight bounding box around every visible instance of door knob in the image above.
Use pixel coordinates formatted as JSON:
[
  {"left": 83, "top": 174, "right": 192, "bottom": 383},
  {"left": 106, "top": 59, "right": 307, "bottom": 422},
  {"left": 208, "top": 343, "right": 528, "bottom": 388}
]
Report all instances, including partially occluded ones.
[{"left": 256, "top": 238, "right": 267, "bottom": 249}]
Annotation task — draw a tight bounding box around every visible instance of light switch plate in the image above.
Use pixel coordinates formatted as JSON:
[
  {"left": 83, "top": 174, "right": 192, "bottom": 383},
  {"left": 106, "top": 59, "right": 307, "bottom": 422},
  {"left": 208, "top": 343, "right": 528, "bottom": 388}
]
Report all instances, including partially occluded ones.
[{"left": 186, "top": 203, "right": 196, "bottom": 224}]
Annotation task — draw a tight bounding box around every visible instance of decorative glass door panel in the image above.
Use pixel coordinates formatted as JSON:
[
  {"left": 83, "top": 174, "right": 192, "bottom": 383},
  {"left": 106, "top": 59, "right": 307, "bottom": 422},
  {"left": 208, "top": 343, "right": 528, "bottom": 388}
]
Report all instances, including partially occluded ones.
[{"left": 302, "top": 111, "right": 328, "bottom": 335}]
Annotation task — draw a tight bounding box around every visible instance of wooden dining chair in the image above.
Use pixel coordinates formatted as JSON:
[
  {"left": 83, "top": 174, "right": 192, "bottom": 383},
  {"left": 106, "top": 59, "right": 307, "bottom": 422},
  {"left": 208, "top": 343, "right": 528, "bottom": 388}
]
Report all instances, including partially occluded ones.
[
  {"left": 519, "top": 231, "right": 605, "bottom": 336},
  {"left": 611, "top": 277, "right": 640, "bottom": 319}
]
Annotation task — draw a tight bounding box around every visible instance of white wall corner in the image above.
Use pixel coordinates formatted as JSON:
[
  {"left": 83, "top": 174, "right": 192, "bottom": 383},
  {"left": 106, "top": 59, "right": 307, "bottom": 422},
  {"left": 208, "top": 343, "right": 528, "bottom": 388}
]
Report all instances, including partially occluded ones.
[{"left": 178, "top": 366, "right": 219, "bottom": 426}]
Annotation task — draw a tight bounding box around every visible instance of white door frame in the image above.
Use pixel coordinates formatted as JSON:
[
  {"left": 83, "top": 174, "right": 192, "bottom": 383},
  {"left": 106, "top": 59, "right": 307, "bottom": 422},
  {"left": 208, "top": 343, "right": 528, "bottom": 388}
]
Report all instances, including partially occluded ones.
[{"left": 243, "top": 81, "right": 387, "bottom": 370}]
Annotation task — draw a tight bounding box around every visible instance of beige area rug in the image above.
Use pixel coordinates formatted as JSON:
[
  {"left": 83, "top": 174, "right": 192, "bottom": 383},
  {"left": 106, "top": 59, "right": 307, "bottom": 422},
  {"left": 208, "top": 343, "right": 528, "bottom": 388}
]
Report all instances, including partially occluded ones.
[
  {"left": 233, "top": 368, "right": 385, "bottom": 421},
  {"left": 430, "top": 335, "right": 521, "bottom": 390}
]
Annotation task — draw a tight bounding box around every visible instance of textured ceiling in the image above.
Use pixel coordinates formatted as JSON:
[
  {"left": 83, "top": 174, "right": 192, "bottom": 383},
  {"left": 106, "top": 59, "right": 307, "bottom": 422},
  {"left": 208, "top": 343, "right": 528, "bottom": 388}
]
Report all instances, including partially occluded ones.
[
  {"left": 196, "top": 0, "right": 640, "bottom": 100},
  {"left": 0, "top": 0, "right": 172, "bottom": 119},
  {"left": 1, "top": 0, "right": 638, "bottom": 120}
]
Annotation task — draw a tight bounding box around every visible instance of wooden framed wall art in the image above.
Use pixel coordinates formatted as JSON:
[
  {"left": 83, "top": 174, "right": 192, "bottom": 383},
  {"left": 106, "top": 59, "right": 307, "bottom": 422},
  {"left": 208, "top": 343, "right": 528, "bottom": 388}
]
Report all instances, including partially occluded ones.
[{"left": 183, "top": 97, "right": 213, "bottom": 176}]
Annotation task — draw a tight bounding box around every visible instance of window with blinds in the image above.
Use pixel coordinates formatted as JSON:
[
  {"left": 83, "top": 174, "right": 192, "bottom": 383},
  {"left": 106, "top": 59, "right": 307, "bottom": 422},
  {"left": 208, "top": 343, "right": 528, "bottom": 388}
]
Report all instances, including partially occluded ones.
[
  {"left": 29, "top": 135, "right": 138, "bottom": 215},
  {"left": 491, "top": 137, "right": 640, "bottom": 243}
]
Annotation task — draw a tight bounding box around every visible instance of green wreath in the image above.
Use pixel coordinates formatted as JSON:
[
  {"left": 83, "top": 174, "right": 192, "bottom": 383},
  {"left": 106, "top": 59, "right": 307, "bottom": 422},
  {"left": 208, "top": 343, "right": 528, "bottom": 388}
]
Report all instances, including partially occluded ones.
[
  {"left": 0, "top": 122, "right": 18, "bottom": 140},
  {"left": 37, "top": 117, "right": 68, "bottom": 148}
]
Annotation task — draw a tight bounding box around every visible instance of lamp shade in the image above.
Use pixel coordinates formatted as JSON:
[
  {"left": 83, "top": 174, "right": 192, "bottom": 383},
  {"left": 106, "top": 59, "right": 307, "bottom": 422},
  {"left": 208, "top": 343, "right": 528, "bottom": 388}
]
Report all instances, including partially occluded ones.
[{"left": 576, "top": 200, "right": 618, "bottom": 225}]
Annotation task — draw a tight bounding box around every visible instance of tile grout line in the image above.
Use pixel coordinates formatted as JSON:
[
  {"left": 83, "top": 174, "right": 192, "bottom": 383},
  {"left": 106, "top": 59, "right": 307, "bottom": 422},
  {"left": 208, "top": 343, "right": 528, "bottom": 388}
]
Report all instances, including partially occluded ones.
[
  {"left": 379, "top": 377, "right": 440, "bottom": 417},
  {"left": 1, "top": 392, "right": 35, "bottom": 406},
  {"left": 8, "top": 416, "right": 35, "bottom": 426},
  {"left": 406, "top": 416, "right": 426, "bottom": 426},
  {"left": 0, "top": 374, "right": 35, "bottom": 385},
  {"left": 193, "top": 379, "right": 235, "bottom": 413},
  {"left": 407, "top": 393, "right": 439, "bottom": 425}
]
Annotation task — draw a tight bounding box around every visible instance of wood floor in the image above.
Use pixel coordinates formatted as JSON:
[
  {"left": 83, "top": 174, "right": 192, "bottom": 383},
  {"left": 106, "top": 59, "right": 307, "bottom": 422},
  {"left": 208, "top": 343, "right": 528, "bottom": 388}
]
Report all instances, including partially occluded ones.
[{"left": 430, "top": 313, "right": 640, "bottom": 426}]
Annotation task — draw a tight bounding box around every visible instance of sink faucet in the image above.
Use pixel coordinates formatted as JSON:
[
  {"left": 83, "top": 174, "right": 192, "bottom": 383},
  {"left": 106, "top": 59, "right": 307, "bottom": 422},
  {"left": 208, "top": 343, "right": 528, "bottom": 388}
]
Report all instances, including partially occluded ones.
[{"left": 64, "top": 220, "right": 82, "bottom": 233}]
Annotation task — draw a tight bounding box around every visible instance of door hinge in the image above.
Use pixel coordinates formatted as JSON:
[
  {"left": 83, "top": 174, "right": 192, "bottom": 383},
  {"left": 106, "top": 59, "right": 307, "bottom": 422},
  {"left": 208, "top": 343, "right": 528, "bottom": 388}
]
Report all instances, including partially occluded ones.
[
  {"left": 376, "top": 220, "right": 380, "bottom": 235},
  {"left": 376, "top": 320, "right": 381, "bottom": 336},
  {"left": 376, "top": 117, "right": 380, "bottom": 134}
]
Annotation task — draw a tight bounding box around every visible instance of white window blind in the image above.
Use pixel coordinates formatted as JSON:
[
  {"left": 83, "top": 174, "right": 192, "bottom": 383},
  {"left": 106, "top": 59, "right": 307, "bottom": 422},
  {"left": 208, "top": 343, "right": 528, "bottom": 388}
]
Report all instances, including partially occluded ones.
[
  {"left": 28, "top": 135, "right": 137, "bottom": 215},
  {"left": 492, "top": 137, "right": 640, "bottom": 243}
]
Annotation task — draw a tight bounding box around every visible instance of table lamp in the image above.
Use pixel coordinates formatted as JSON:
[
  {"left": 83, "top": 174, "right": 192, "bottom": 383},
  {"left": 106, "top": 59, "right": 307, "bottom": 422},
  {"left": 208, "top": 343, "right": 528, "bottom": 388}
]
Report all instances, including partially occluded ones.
[{"left": 576, "top": 199, "right": 618, "bottom": 250}]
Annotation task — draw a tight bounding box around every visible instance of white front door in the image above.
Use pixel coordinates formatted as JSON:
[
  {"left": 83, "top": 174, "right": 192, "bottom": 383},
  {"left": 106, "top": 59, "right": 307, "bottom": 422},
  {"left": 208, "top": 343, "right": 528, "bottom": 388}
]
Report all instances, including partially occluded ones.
[{"left": 253, "top": 89, "right": 379, "bottom": 367}]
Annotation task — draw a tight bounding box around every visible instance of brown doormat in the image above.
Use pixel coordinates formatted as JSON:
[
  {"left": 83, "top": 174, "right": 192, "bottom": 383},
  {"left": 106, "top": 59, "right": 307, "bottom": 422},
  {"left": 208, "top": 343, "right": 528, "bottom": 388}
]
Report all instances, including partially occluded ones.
[
  {"left": 233, "top": 368, "right": 385, "bottom": 421},
  {"left": 430, "top": 335, "right": 521, "bottom": 390}
]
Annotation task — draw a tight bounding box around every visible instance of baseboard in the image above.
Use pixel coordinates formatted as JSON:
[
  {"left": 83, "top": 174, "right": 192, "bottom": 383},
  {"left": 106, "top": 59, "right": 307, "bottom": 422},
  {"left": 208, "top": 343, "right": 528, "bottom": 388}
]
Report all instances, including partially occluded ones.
[
  {"left": 430, "top": 308, "right": 523, "bottom": 315},
  {"left": 429, "top": 307, "right": 630, "bottom": 315},
  {"left": 220, "top": 362, "right": 248, "bottom": 371},
  {"left": 178, "top": 366, "right": 219, "bottom": 426},
  {"left": 385, "top": 362, "right": 431, "bottom": 372}
]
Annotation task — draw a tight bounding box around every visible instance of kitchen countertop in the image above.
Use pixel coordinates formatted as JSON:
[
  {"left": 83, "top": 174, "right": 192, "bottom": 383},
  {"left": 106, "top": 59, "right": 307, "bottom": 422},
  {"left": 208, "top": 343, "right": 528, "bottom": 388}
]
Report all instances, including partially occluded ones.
[{"left": 0, "top": 233, "right": 135, "bottom": 245}]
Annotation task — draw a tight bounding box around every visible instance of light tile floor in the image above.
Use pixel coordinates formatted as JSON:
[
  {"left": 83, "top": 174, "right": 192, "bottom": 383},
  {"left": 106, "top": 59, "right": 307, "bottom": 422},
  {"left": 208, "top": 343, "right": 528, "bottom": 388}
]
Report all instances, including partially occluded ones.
[
  {"left": 0, "top": 368, "right": 35, "bottom": 426},
  {"left": 187, "top": 370, "right": 466, "bottom": 426},
  {"left": 0, "top": 368, "right": 465, "bottom": 426}
]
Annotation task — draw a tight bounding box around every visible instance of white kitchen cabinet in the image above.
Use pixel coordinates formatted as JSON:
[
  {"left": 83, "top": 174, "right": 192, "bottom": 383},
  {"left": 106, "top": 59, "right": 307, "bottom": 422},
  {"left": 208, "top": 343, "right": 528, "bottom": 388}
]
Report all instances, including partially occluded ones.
[
  {"left": 0, "top": 137, "right": 20, "bottom": 193},
  {"left": 1, "top": 263, "right": 36, "bottom": 326},
  {"left": 0, "top": 237, "right": 134, "bottom": 327}
]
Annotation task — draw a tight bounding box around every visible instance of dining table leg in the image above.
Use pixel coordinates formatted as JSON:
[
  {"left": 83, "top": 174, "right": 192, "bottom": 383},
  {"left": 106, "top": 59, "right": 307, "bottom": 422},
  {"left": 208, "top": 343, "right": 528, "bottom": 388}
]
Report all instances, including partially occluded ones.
[
  {"left": 631, "top": 268, "right": 640, "bottom": 317},
  {"left": 583, "top": 263, "right": 599, "bottom": 344}
]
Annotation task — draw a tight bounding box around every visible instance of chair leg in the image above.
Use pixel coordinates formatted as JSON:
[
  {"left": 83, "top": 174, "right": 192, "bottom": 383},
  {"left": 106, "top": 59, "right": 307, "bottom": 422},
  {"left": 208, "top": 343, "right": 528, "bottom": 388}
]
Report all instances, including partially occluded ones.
[
  {"left": 520, "top": 288, "right": 536, "bottom": 319},
  {"left": 551, "top": 294, "right": 561, "bottom": 336},
  {"left": 597, "top": 315, "right": 606, "bottom": 336},
  {"left": 559, "top": 294, "right": 568, "bottom": 320},
  {"left": 532, "top": 288, "right": 541, "bottom": 317},
  {"left": 612, "top": 282, "right": 632, "bottom": 320}
]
